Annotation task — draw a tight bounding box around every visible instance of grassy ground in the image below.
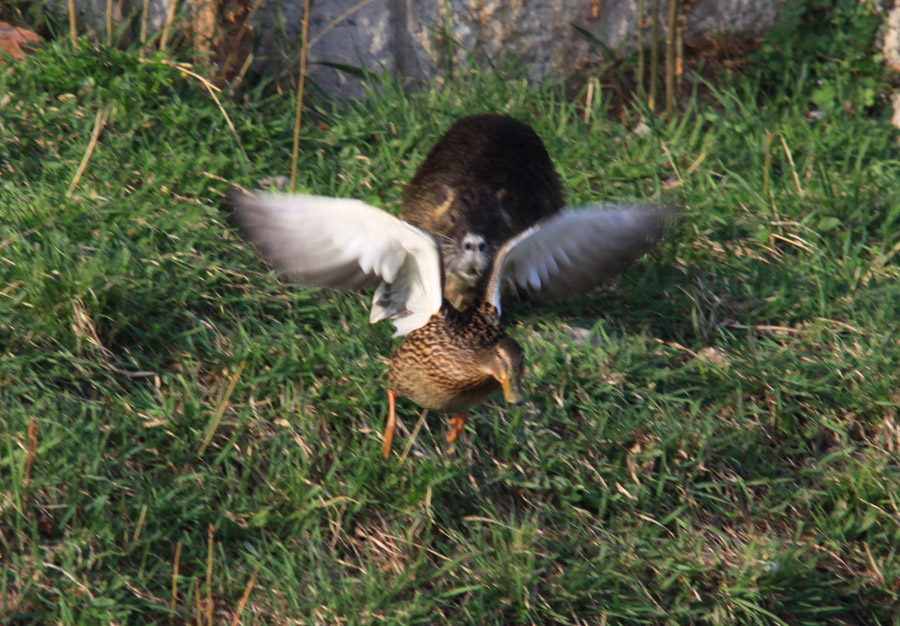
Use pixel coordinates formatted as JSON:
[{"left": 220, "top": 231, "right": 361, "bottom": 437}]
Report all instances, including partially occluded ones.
[{"left": 2, "top": 11, "right": 900, "bottom": 625}]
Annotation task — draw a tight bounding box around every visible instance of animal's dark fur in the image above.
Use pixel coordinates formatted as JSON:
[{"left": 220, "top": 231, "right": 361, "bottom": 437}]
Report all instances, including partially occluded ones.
[{"left": 401, "top": 114, "right": 564, "bottom": 302}]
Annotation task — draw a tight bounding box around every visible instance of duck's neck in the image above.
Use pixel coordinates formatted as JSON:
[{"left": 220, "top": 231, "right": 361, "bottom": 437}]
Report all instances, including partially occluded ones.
[
  {"left": 439, "top": 298, "right": 499, "bottom": 325},
  {"left": 477, "top": 300, "right": 499, "bottom": 322}
]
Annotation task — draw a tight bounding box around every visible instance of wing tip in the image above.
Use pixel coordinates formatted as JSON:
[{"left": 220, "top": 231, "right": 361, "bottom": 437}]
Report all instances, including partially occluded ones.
[{"left": 491, "top": 199, "right": 680, "bottom": 303}]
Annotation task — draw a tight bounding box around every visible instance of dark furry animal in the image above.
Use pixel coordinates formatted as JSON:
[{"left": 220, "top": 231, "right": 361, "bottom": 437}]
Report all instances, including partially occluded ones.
[{"left": 401, "top": 114, "right": 564, "bottom": 304}]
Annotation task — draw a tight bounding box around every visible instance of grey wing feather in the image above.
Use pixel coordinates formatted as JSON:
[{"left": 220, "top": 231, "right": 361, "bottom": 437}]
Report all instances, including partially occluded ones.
[
  {"left": 234, "top": 192, "right": 444, "bottom": 336},
  {"left": 484, "top": 204, "right": 674, "bottom": 316}
]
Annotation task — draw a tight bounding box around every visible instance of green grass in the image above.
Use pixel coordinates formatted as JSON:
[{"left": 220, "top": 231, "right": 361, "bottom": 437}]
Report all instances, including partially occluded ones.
[{"left": 2, "top": 24, "right": 900, "bottom": 625}]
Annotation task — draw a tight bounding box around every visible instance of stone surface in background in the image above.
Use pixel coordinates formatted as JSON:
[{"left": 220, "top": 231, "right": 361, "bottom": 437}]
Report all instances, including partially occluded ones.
[
  {"left": 878, "top": 1, "right": 900, "bottom": 130},
  {"left": 56, "top": 0, "right": 787, "bottom": 96},
  {"left": 278, "top": 0, "right": 787, "bottom": 97}
]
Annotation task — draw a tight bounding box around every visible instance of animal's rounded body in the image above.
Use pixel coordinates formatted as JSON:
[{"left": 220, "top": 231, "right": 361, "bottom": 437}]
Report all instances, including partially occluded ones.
[{"left": 401, "top": 114, "right": 564, "bottom": 302}]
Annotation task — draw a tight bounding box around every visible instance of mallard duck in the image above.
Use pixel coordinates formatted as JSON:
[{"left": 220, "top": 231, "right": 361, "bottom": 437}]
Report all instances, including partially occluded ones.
[
  {"left": 401, "top": 114, "right": 564, "bottom": 305},
  {"left": 235, "top": 192, "right": 670, "bottom": 458}
]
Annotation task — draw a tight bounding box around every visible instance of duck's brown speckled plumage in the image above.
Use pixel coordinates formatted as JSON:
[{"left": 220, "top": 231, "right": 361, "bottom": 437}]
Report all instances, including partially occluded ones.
[
  {"left": 381, "top": 297, "right": 524, "bottom": 458},
  {"left": 387, "top": 300, "right": 506, "bottom": 413}
]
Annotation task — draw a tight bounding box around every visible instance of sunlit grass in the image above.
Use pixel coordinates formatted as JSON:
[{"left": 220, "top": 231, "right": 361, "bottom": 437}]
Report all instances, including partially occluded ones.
[{"left": 1, "top": 32, "right": 899, "bottom": 624}]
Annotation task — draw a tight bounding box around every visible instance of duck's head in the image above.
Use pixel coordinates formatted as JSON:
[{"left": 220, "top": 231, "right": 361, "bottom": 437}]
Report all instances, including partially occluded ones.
[{"left": 479, "top": 337, "right": 526, "bottom": 405}]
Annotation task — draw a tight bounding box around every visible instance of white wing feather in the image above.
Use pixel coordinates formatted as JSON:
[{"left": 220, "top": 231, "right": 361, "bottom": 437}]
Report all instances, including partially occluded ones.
[
  {"left": 487, "top": 204, "right": 671, "bottom": 314},
  {"left": 235, "top": 193, "right": 443, "bottom": 337}
]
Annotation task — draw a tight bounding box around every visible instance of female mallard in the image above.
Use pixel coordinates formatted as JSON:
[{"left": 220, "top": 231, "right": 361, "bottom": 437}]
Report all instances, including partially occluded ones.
[
  {"left": 235, "top": 192, "right": 669, "bottom": 458},
  {"left": 401, "top": 114, "right": 564, "bottom": 305}
]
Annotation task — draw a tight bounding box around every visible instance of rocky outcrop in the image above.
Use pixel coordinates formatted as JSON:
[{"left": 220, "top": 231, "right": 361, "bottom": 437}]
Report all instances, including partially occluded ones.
[
  {"left": 280, "top": 0, "right": 788, "bottom": 96},
  {"left": 53, "top": 0, "right": 790, "bottom": 96},
  {"left": 884, "top": 1, "right": 900, "bottom": 72}
]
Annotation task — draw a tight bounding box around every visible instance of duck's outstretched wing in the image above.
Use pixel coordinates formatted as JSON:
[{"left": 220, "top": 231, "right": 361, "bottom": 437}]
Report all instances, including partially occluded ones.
[
  {"left": 483, "top": 204, "right": 673, "bottom": 315},
  {"left": 235, "top": 192, "right": 443, "bottom": 337}
]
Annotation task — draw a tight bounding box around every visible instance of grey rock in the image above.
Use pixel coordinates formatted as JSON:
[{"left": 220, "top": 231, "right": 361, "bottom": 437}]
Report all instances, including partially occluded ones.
[{"left": 62, "top": 0, "right": 793, "bottom": 97}]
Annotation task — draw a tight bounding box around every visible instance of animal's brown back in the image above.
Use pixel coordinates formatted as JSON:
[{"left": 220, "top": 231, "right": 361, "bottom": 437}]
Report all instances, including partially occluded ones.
[{"left": 401, "top": 114, "right": 564, "bottom": 246}]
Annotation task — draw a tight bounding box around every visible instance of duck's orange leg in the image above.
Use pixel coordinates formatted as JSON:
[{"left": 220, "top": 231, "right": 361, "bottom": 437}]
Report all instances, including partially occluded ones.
[
  {"left": 383, "top": 389, "right": 398, "bottom": 459},
  {"left": 446, "top": 412, "right": 468, "bottom": 443}
]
